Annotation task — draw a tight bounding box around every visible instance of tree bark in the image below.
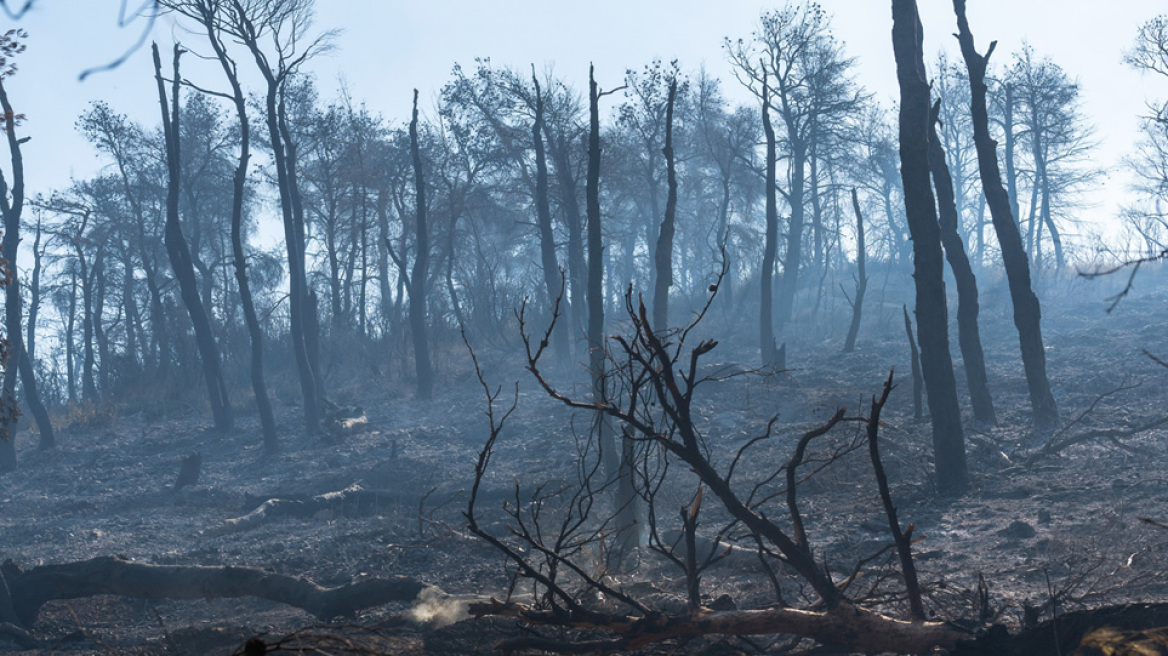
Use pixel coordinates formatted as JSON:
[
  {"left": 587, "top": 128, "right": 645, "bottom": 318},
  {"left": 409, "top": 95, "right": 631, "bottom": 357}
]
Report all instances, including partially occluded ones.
[
  {"left": 0, "top": 75, "right": 53, "bottom": 453},
  {"left": 953, "top": 0, "right": 1060, "bottom": 429},
  {"left": 775, "top": 137, "right": 806, "bottom": 330},
  {"left": 532, "top": 74, "right": 569, "bottom": 364},
  {"left": 842, "top": 189, "right": 867, "bottom": 353},
  {"left": 1002, "top": 83, "right": 1021, "bottom": 231},
  {"left": 79, "top": 244, "right": 95, "bottom": 402},
  {"left": 545, "top": 128, "right": 587, "bottom": 358},
  {"left": 652, "top": 79, "right": 678, "bottom": 333},
  {"left": 407, "top": 90, "right": 434, "bottom": 400},
  {"left": 471, "top": 598, "right": 966, "bottom": 655},
  {"left": 904, "top": 305, "right": 924, "bottom": 421},
  {"left": 929, "top": 100, "right": 997, "bottom": 426},
  {"left": 587, "top": 66, "right": 638, "bottom": 557},
  {"left": 2, "top": 556, "right": 431, "bottom": 630},
  {"left": 153, "top": 43, "right": 233, "bottom": 433},
  {"left": 229, "top": 1, "right": 321, "bottom": 435},
  {"left": 892, "top": 0, "right": 969, "bottom": 494},
  {"left": 759, "top": 80, "right": 782, "bottom": 367},
  {"left": 24, "top": 217, "right": 40, "bottom": 362},
  {"left": 189, "top": 0, "right": 277, "bottom": 449}
]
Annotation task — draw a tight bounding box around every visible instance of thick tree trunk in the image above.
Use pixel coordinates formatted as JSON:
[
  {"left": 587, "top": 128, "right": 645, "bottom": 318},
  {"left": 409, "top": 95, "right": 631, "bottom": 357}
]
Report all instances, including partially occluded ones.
[
  {"left": 0, "top": 78, "right": 53, "bottom": 453},
  {"left": 652, "top": 79, "right": 678, "bottom": 333},
  {"left": 154, "top": 43, "right": 232, "bottom": 433},
  {"left": 954, "top": 0, "right": 1060, "bottom": 429},
  {"left": 892, "top": 0, "right": 969, "bottom": 494},
  {"left": 843, "top": 189, "right": 867, "bottom": 353},
  {"left": 407, "top": 91, "right": 434, "bottom": 400},
  {"left": 532, "top": 75, "right": 568, "bottom": 364},
  {"left": 929, "top": 100, "right": 997, "bottom": 426},
  {"left": 759, "top": 81, "right": 782, "bottom": 367}
]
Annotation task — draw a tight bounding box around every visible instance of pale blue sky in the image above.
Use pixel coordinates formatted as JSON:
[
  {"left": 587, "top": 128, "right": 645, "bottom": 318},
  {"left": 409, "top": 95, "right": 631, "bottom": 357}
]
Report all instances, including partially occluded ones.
[{"left": 5, "top": 1, "right": 1164, "bottom": 239}]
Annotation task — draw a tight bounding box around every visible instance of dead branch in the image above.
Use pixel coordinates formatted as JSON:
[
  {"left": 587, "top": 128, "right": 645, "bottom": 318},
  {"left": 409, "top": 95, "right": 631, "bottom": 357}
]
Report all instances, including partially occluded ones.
[
  {"left": 865, "top": 369, "right": 924, "bottom": 620},
  {"left": 466, "top": 265, "right": 973, "bottom": 652},
  {"left": 1025, "top": 414, "right": 1168, "bottom": 465},
  {"left": 0, "top": 621, "right": 35, "bottom": 649}
]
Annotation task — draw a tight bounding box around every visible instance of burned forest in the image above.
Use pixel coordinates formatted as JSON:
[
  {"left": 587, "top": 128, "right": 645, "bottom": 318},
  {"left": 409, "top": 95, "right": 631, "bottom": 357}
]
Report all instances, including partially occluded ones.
[{"left": 6, "top": 1, "right": 1168, "bottom": 654}]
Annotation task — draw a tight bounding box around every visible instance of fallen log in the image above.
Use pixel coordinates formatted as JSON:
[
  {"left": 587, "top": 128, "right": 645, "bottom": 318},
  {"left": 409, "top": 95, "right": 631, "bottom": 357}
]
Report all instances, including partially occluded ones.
[
  {"left": 2, "top": 555, "right": 433, "bottom": 630},
  {"left": 206, "top": 481, "right": 553, "bottom": 538},
  {"left": 202, "top": 484, "right": 422, "bottom": 537},
  {"left": 953, "top": 602, "right": 1168, "bottom": 655},
  {"left": 469, "top": 598, "right": 970, "bottom": 654}
]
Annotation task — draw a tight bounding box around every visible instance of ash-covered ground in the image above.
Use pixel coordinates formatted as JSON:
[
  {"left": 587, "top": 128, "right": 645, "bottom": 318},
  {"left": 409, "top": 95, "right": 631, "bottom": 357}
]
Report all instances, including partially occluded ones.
[{"left": 2, "top": 268, "right": 1167, "bottom": 655}]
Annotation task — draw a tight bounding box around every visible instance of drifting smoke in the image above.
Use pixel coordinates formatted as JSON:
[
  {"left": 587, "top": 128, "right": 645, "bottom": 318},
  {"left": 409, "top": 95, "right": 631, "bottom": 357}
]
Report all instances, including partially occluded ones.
[{"left": 408, "top": 587, "right": 473, "bottom": 628}]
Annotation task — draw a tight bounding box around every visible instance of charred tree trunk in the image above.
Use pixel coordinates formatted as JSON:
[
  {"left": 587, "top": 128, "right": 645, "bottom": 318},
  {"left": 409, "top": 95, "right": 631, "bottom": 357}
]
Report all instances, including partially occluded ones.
[
  {"left": 1030, "top": 127, "right": 1065, "bottom": 271},
  {"left": 93, "top": 245, "right": 110, "bottom": 396},
  {"left": 903, "top": 305, "right": 923, "bottom": 421},
  {"left": 408, "top": 90, "right": 433, "bottom": 400},
  {"left": 193, "top": 1, "right": 277, "bottom": 450},
  {"left": 652, "top": 79, "right": 678, "bottom": 333},
  {"left": 141, "top": 245, "right": 170, "bottom": 378},
  {"left": 92, "top": 243, "right": 111, "bottom": 392},
  {"left": 892, "top": 0, "right": 968, "bottom": 494},
  {"left": 930, "top": 100, "right": 996, "bottom": 426},
  {"left": 532, "top": 74, "right": 568, "bottom": 364},
  {"left": 759, "top": 80, "right": 782, "bottom": 368},
  {"left": 1002, "top": 84, "right": 1021, "bottom": 231},
  {"left": 153, "top": 43, "right": 232, "bottom": 433},
  {"left": 775, "top": 137, "right": 807, "bottom": 331},
  {"left": 64, "top": 269, "right": 77, "bottom": 404},
  {"left": 445, "top": 214, "right": 466, "bottom": 336},
  {"left": 588, "top": 66, "right": 637, "bottom": 557},
  {"left": 119, "top": 249, "right": 142, "bottom": 376},
  {"left": 271, "top": 103, "right": 315, "bottom": 430},
  {"left": 0, "top": 77, "right": 52, "bottom": 454},
  {"left": 843, "top": 189, "right": 867, "bottom": 353},
  {"left": 79, "top": 245, "right": 96, "bottom": 402},
  {"left": 278, "top": 98, "right": 327, "bottom": 422},
  {"left": 232, "top": 14, "right": 321, "bottom": 435},
  {"left": 546, "top": 129, "right": 587, "bottom": 357},
  {"left": 376, "top": 192, "right": 394, "bottom": 331},
  {"left": 25, "top": 217, "right": 40, "bottom": 362},
  {"left": 587, "top": 64, "right": 617, "bottom": 487},
  {"left": 2, "top": 556, "right": 432, "bottom": 631},
  {"left": 954, "top": 0, "right": 1060, "bottom": 429}
]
